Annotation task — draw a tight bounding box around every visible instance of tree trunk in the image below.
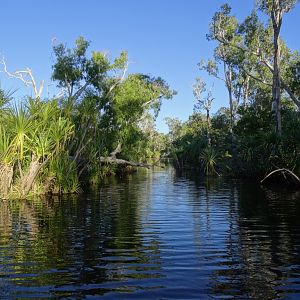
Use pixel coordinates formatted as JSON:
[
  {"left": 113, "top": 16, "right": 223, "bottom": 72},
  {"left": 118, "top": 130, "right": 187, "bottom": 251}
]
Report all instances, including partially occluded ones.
[
  {"left": 0, "top": 164, "right": 13, "bottom": 199},
  {"left": 225, "top": 65, "right": 234, "bottom": 131},
  {"left": 206, "top": 109, "right": 211, "bottom": 146},
  {"left": 243, "top": 76, "right": 250, "bottom": 109},
  {"left": 271, "top": 0, "right": 282, "bottom": 136},
  {"left": 20, "top": 155, "right": 45, "bottom": 197}
]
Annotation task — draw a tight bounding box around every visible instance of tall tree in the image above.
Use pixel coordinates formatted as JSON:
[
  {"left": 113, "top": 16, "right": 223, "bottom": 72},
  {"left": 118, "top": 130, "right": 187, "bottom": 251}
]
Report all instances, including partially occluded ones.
[
  {"left": 201, "top": 4, "right": 248, "bottom": 131},
  {"left": 52, "top": 37, "right": 175, "bottom": 172},
  {"left": 210, "top": 3, "right": 298, "bottom": 134},
  {"left": 258, "top": 0, "right": 297, "bottom": 135},
  {"left": 193, "top": 77, "right": 213, "bottom": 146}
]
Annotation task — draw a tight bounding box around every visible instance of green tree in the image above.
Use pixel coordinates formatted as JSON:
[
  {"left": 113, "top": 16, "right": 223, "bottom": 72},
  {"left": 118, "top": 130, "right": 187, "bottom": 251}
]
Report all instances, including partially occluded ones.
[
  {"left": 193, "top": 77, "right": 213, "bottom": 146},
  {"left": 258, "top": 0, "right": 297, "bottom": 135}
]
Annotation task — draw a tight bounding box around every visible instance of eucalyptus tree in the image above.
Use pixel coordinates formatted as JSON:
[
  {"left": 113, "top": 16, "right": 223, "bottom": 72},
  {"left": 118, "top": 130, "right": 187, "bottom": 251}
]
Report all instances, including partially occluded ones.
[
  {"left": 137, "top": 113, "right": 166, "bottom": 162},
  {"left": 193, "top": 77, "right": 213, "bottom": 146},
  {"left": 52, "top": 37, "right": 126, "bottom": 169},
  {"left": 52, "top": 36, "right": 127, "bottom": 103},
  {"left": 257, "top": 0, "right": 297, "bottom": 135},
  {"left": 209, "top": 2, "right": 298, "bottom": 135},
  {"left": 165, "top": 117, "right": 183, "bottom": 144},
  {"left": 111, "top": 73, "right": 174, "bottom": 157},
  {"left": 52, "top": 37, "right": 127, "bottom": 157},
  {"left": 200, "top": 4, "right": 256, "bottom": 131},
  {"left": 52, "top": 37, "right": 174, "bottom": 179}
]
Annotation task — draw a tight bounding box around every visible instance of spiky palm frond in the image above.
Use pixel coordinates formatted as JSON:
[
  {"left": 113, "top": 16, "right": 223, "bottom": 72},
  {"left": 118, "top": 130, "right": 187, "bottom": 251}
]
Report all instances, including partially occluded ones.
[
  {"left": 0, "top": 125, "right": 14, "bottom": 164},
  {"left": 8, "top": 105, "right": 33, "bottom": 161},
  {"left": 200, "top": 147, "right": 218, "bottom": 176}
]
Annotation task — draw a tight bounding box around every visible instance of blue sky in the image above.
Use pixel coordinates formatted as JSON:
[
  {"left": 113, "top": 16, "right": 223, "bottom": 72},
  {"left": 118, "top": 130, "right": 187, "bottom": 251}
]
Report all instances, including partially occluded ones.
[{"left": 0, "top": 0, "right": 299, "bottom": 132}]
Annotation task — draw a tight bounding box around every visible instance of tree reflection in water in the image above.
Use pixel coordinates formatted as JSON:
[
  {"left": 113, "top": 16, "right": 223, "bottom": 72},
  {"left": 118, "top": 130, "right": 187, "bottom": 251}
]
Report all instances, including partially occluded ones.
[{"left": 1, "top": 169, "right": 300, "bottom": 298}]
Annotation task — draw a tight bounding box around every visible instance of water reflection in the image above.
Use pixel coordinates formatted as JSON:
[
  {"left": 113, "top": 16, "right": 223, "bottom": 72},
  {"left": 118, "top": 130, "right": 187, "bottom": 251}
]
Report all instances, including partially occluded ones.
[{"left": 0, "top": 168, "right": 300, "bottom": 298}]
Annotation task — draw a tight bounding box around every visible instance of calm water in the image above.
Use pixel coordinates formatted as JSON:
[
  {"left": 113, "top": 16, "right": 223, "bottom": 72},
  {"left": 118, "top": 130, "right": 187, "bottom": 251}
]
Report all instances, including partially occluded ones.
[{"left": 1, "top": 167, "right": 300, "bottom": 299}]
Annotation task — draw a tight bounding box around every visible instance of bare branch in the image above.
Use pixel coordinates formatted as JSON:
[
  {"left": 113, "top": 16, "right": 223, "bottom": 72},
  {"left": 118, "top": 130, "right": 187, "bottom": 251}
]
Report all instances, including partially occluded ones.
[
  {"left": 0, "top": 56, "right": 44, "bottom": 98},
  {"left": 106, "top": 62, "right": 129, "bottom": 97}
]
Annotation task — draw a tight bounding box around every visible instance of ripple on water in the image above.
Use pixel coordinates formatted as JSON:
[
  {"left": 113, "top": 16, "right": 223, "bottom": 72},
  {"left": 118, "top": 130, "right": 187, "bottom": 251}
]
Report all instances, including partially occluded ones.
[{"left": 1, "top": 169, "right": 300, "bottom": 298}]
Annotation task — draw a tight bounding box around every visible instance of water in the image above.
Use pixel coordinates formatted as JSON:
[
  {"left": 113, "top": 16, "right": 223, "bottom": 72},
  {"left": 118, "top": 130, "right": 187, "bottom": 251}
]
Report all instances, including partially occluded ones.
[{"left": 1, "top": 167, "right": 300, "bottom": 299}]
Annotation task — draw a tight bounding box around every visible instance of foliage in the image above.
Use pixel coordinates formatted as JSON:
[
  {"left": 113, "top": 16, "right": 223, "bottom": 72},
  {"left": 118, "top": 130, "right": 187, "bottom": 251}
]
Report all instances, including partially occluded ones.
[
  {"left": 0, "top": 37, "right": 173, "bottom": 199},
  {"left": 165, "top": 1, "right": 300, "bottom": 180},
  {"left": 200, "top": 147, "right": 218, "bottom": 176}
]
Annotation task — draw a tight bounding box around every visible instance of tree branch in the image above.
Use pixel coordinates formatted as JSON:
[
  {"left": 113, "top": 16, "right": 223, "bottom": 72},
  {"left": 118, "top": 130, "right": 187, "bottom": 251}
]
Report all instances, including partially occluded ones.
[
  {"left": 0, "top": 56, "right": 44, "bottom": 98},
  {"left": 261, "top": 168, "right": 300, "bottom": 185},
  {"left": 241, "top": 66, "right": 272, "bottom": 87},
  {"left": 106, "top": 62, "right": 129, "bottom": 97},
  {"left": 110, "top": 142, "right": 122, "bottom": 158},
  {"left": 213, "top": 35, "right": 300, "bottom": 109}
]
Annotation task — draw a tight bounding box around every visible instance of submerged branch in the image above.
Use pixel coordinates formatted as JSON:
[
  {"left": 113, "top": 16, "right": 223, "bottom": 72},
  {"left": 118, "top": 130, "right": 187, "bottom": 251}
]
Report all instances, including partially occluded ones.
[{"left": 261, "top": 168, "right": 300, "bottom": 185}]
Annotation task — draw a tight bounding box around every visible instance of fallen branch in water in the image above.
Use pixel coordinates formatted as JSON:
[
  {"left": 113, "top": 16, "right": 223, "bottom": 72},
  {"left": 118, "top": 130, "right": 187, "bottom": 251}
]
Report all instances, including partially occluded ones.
[
  {"left": 100, "top": 156, "right": 151, "bottom": 169},
  {"left": 99, "top": 142, "right": 151, "bottom": 169},
  {"left": 260, "top": 168, "right": 300, "bottom": 185}
]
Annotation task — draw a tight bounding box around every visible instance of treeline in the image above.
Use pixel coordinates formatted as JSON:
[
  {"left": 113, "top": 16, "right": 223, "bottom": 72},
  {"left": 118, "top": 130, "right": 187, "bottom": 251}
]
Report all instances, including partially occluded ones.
[
  {"left": 0, "top": 37, "right": 174, "bottom": 199},
  {"left": 1, "top": 1, "right": 299, "bottom": 198},
  {"left": 165, "top": 1, "right": 300, "bottom": 179}
]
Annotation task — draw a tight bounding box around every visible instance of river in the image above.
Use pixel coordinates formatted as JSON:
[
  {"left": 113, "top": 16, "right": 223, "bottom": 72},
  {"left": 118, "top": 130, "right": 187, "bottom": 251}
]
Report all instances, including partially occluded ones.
[{"left": 1, "top": 167, "right": 300, "bottom": 299}]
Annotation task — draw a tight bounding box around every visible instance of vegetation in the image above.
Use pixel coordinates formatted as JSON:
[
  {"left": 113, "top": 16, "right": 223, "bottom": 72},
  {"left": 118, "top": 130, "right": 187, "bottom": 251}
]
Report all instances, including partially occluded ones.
[
  {"left": 166, "top": 1, "right": 300, "bottom": 180},
  {"left": 0, "top": 37, "right": 174, "bottom": 199},
  {"left": 1, "top": 1, "right": 299, "bottom": 198}
]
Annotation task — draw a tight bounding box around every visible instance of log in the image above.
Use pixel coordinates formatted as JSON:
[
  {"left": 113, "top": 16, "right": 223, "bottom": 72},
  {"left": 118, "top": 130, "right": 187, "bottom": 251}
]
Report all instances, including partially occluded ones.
[
  {"left": 260, "top": 168, "right": 300, "bottom": 185},
  {"left": 100, "top": 156, "right": 151, "bottom": 169}
]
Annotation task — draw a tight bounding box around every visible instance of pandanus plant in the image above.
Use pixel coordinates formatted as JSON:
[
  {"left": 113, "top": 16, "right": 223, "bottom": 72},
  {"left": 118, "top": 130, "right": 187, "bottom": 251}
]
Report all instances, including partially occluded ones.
[
  {"left": 22, "top": 99, "right": 75, "bottom": 196},
  {"left": 0, "top": 96, "right": 75, "bottom": 199},
  {"left": 0, "top": 125, "right": 14, "bottom": 198},
  {"left": 200, "top": 147, "right": 219, "bottom": 176},
  {"left": 0, "top": 90, "right": 16, "bottom": 198}
]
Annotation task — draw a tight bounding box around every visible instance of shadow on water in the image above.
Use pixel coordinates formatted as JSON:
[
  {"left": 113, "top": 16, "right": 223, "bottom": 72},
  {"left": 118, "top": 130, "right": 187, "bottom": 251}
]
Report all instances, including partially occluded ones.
[
  {"left": 169, "top": 168, "right": 300, "bottom": 299},
  {"left": 1, "top": 167, "right": 300, "bottom": 298},
  {"left": 0, "top": 172, "right": 163, "bottom": 298}
]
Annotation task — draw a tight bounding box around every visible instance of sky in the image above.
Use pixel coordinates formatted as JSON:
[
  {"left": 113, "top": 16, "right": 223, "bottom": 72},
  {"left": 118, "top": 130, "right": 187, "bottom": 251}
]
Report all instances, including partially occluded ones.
[{"left": 0, "top": 0, "right": 299, "bottom": 132}]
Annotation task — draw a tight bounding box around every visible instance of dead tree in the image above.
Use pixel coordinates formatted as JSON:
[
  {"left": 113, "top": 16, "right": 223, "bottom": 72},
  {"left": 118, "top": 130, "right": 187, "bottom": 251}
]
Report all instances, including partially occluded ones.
[{"left": 0, "top": 56, "right": 44, "bottom": 99}]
